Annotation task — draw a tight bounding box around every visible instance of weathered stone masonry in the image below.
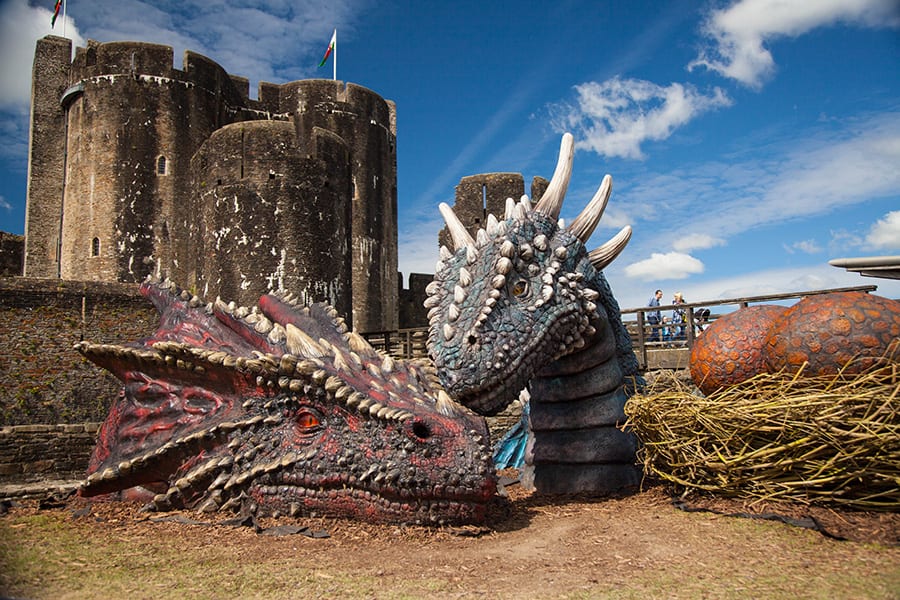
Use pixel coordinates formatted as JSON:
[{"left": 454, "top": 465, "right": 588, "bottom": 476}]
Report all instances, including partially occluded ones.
[
  {"left": 0, "top": 278, "right": 156, "bottom": 427},
  {"left": 25, "top": 36, "right": 398, "bottom": 333}
]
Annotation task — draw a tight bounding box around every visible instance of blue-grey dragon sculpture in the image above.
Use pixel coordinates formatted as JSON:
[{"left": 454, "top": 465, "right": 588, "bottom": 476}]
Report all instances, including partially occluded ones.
[{"left": 426, "top": 133, "right": 643, "bottom": 494}]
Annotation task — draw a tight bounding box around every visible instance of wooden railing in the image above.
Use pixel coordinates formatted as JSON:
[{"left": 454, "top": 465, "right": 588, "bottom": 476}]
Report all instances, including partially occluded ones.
[
  {"left": 620, "top": 284, "right": 877, "bottom": 369},
  {"left": 362, "top": 327, "right": 430, "bottom": 359},
  {"left": 363, "top": 285, "right": 879, "bottom": 368}
]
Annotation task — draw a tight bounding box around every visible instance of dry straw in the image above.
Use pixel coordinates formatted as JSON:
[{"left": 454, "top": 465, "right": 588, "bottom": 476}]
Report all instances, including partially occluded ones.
[{"left": 624, "top": 349, "right": 899, "bottom": 510}]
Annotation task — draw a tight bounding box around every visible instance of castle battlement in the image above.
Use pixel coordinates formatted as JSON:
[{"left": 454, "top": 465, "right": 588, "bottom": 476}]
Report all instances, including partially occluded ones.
[{"left": 24, "top": 35, "right": 399, "bottom": 332}]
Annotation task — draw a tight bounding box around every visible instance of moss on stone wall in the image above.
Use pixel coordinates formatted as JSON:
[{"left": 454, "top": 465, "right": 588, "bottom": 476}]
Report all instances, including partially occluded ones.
[{"left": 0, "top": 278, "right": 156, "bottom": 425}]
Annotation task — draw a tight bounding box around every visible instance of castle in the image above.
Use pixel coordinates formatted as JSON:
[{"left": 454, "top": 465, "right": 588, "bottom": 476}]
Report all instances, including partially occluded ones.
[
  {"left": 20, "top": 35, "right": 555, "bottom": 335},
  {"left": 24, "top": 36, "right": 397, "bottom": 332}
]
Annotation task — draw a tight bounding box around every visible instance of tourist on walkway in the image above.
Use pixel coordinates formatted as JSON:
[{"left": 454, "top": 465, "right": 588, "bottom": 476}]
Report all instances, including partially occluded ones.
[
  {"left": 672, "top": 291, "right": 687, "bottom": 340},
  {"left": 647, "top": 289, "right": 663, "bottom": 341}
]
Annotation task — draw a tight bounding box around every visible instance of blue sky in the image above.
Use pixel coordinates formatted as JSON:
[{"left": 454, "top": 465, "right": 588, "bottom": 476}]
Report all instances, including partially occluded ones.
[{"left": 1, "top": 0, "right": 898, "bottom": 310}]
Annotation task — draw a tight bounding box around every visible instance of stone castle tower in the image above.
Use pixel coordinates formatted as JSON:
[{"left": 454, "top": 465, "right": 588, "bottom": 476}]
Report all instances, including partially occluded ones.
[
  {"left": 438, "top": 173, "right": 549, "bottom": 250},
  {"left": 24, "top": 35, "right": 398, "bottom": 332}
]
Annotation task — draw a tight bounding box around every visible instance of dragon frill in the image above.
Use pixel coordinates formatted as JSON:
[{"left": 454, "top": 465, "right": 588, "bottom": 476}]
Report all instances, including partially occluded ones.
[
  {"left": 77, "top": 280, "right": 496, "bottom": 525},
  {"left": 427, "top": 133, "right": 642, "bottom": 494}
]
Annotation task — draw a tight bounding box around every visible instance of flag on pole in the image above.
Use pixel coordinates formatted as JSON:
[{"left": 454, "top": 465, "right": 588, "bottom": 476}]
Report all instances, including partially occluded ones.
[
  {"left": 318, "top": 29, "right": 336, "bottom": 67},
  {"left": 51, "top": 0, "right": 62, "bottom": 28}
]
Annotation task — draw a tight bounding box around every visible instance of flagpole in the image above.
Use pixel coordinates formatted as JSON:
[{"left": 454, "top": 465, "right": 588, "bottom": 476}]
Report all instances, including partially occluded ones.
[
  {"left": 63, "top": 0, "right": 67, "bottom": 38},
  {"left": 333, "top": 29, "right": 337, "bottom": 81}
]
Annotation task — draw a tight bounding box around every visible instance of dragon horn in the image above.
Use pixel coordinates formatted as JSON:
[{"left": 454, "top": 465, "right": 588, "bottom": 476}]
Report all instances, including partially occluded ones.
[
  {"left": 439, "top": 202, "right": 476, "bottom": 251},
  {"left": 567, "top": 175, "right": 612, "bottom": 243},
  {"left": 587, "top": 225, "right": 632, "bottom": 271},
  {"left": 534, "top": 133, "right": 574, "bottom": 220}
]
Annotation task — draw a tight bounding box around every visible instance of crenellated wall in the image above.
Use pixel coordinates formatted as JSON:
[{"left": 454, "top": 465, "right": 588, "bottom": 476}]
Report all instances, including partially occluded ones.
[
  {"left": 25, "top": 37, "right": 398, "bottom": 332},
  {"left": 438, "top": 173, "right": 548, "bottom": 250}
]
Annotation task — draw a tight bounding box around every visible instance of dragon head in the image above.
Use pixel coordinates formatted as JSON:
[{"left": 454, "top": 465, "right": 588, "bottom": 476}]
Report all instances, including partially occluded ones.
[
  {"left": 77, "top": 280, "right": 496, "bottom": 525},
  {"left": 427, "top": 134, "right": 633, "bottom": 415}
]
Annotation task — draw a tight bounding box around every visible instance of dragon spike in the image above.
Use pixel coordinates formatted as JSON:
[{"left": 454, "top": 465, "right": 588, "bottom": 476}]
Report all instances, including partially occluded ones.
[
  {"left": 438, "top": 202, "right": 475, "bottom": 251},
  {"left": 533, "top": 133, "right": 574, "bottom": 220},
  {"left": 504, "top": 197, "right": 516, "bottom": 220},
  {"left": 513, "top": 201, "right": 529, "bottom": 221},
  {"left": 436, "top": 390, "right": 457, "bottom": 417},
  {"left": 486, "top": 213, "right": 500, "bottom": 235},
  {"left": 567, "top": 174, "right": 612, "bottom": 243},
  {"left": 587, "top": 225, "right": 632, "bottom": 271},
  {"left": 285, "top": 323, "right": 327, "bottom": 358}
]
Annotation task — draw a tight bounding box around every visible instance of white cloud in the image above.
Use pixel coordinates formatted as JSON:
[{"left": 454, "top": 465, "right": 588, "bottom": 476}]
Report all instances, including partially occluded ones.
[
  {"left": 623, "top": 251, "right": 705, "bottom": 281},
  {"left": 689, "top": 0, "right": 900, "bottom": 88},
  {"left": 551, "top": 77, "right": 731, "bottom": 160},
  {"left": 0, "top": 0, "right": 85, "bottom": 108},
  {"left": 397, "top": 215, "right": 444, "bottom": 278},
  {"left": 783, "top": 239, "right": 823, "bottom": 254},
  {"left": 866, "top": 210, "right": 900, "bottom": 250},
  {"left": 617, "top": 112, "right": 900, "bottom": 261},
  {"left": 0, "top": 195, "right": 10, "bottom": 211},
  {"left": 673, "top": 233, "right": 725, "bottom": 253}
]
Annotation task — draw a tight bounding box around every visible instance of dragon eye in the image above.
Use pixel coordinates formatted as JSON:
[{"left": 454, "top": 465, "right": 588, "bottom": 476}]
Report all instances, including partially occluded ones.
[
  {"left": 511, "top": 280, "right": 529, "bottom": 297},
  {"left": 294, "top": 409, "right": 322, "bottom": 432}
]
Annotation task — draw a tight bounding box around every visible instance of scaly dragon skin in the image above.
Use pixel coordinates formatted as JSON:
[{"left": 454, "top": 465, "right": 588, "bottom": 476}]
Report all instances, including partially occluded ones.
[
  {"left": 77, "top": 280, "right": 497, "bottom": 525},
  {"left": 426, "top": 134, "right": 643, "bottom": 494}
]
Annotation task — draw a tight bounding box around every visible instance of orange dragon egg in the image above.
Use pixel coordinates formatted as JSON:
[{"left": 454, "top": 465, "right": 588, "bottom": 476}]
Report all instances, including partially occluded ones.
[
  {"left": 762, "top": 291, "right": 900, "bottom": 376},
  {"left": 690, "top": 305, "right": 788, "bottom": 395}
]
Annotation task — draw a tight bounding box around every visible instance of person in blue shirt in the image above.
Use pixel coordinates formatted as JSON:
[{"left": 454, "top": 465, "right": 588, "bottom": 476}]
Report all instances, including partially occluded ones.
[{"left": 647, "top": 289, "right": 663, "bottom": 341}]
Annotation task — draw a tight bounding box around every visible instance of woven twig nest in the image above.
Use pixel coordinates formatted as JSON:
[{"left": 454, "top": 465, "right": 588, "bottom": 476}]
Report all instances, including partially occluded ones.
[{"left": 624, "top": 352, "right": 900, "bottom": 510}]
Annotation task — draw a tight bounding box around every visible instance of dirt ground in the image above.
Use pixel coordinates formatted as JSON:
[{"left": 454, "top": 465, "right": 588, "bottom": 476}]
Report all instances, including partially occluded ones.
[{"left": 2, "top": 474, "right": 898, "bottom": 599}]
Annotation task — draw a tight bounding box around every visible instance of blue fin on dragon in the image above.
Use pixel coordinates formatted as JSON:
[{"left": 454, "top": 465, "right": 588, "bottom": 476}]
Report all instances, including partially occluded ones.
[
  {"left": 76, "top": 279, "right": 497, "bottom": 525},
  {"left": 426, "top": 133, "right": 643, "bottom": 495}
]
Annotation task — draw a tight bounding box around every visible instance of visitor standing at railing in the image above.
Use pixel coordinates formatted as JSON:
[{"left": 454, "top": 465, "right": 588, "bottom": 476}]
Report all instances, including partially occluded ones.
[
  {"left": 672, "top": 292, "right": 687, "bottom": 340},
  {"left": 647, "top": 289, "right": 663, "bottom": 341}
]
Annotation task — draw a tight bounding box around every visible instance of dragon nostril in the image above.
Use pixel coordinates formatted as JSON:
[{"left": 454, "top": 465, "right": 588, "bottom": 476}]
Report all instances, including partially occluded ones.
[
  {"left": 412, "top": 420, "right": 432, "bottom": 440},
  {"left": 467, "top": 334, "right": 477, "bottom": 346}
]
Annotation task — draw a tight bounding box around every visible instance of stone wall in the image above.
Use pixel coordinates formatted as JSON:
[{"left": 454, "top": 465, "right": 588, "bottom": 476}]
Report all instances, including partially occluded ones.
[
  {"left": 0, "top": 277, "right": 156, "bottom": 425},
  {"left": 0, "top": 423, "right": 99, "bottom": 484},
  {"left": 0, "top": 233, "right": 23, "bottom": 277},
  {"left": 438, "top": 173, "right": 548, "bottom": 250}
]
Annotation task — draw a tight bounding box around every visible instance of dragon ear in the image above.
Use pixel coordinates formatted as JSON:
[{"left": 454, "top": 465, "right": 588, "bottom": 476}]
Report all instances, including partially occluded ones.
[
  {"left": 588, "top": 225, "right": 632, "bottom": 271},
  {"left": 567, "top": 175, "right": 612, "bottom": 243},
  {"left": 439, "top": 202, "right": 476, "bottom": 252},
  {"left": 533, "top": 133, "right": 574, "bottom": 220}
]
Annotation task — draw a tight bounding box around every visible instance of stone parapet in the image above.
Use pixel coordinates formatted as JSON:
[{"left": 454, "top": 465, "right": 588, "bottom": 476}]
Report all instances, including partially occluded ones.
[{"left": 0, "top": 423, "right": 99, "bottom": 484}]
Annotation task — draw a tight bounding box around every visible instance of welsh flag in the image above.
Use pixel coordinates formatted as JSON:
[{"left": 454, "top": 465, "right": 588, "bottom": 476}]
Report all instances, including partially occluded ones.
[
  {"left": 51, "top": 0, "right": 62, "bottom": 28},
  {"left": 318, "top": 29, "right": 336, "bottom": 67}
]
